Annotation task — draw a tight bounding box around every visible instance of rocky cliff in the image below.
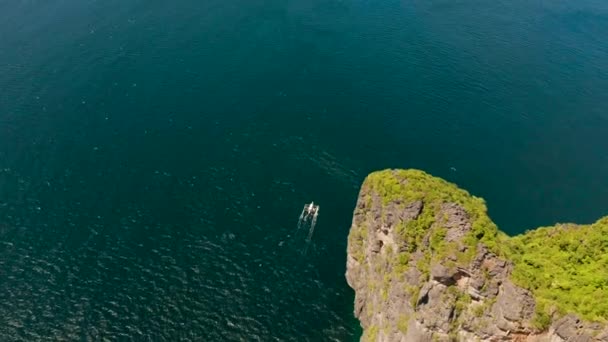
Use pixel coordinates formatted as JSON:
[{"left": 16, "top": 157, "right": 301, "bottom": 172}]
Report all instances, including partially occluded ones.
[{"left": 346, "top": 169, "right": 608, "bottom": 342}]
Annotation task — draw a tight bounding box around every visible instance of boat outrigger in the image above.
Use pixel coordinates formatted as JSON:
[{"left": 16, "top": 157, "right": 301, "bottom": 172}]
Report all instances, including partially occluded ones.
[{"left": 298, "top": 202, "right": 320, "bottom": 230}]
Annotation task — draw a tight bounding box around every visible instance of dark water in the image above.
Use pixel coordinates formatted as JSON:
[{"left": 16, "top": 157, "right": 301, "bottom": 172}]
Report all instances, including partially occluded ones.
[{"left": 1, "top": 0, "right": 608, "bottom": 340}]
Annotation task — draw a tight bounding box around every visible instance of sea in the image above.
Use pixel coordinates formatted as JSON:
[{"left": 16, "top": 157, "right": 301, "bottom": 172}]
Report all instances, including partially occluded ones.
[{"left": 1, "top": 0, "right": 607, "bottom": 340}]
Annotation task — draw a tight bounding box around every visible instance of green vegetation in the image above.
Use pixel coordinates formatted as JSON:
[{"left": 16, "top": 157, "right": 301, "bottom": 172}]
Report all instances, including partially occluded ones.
[
  {"left": 472, "top": 303, "right": 485, "bottom": 317},
  {"left": 429, "top": 226, "right": 447, "bottom": 252},
  {"left": 446, "top": 287, "right": 472, "bottom": 333},
  {"left": 381, "top": 272, "right": 391, "bottom": 301},
  {"left": 362, "top": 169, "right": 608, "bottom": 324},
  {"left": 397, "top": 314, "right": 410, "bottom": 334},
  {"left": 471, "top": 296, "right": 495, "bottom": 320},
  {"left": 367, "top": 169, "right": 507, "bottom": 259},
  {"left": 363, "top": 325, "right": 379, "bottom": 342},
  {"left": 348, "top": 221, "right": 367, "bottom": 262},
  {"left": 405, "top": 285, "right": 421, "bottom": 308},
  {"left": 507, "top": 218, "right": 608, "bottom": 322},
  {"left": 395, "top": 252, "right": 410, "bottom": 274},
  {"left": 531, "top": 301, "right": 553, "bottom": 330}
]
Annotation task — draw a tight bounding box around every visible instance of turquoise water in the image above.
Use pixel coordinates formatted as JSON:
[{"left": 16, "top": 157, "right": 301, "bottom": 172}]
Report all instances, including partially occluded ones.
[{"left": 1, "top": 0, "right": 608, "bottom": 340}]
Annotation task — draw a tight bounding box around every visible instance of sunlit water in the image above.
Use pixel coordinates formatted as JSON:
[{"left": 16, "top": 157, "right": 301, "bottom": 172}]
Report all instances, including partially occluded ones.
[{"left": 1, "top": 0, "right": 607, "bottom": 340}]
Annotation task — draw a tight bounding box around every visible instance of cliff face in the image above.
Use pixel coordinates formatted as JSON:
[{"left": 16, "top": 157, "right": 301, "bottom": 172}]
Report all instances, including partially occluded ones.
[{"left": 346, "top": 169, "right": 608, "bottom": 342}]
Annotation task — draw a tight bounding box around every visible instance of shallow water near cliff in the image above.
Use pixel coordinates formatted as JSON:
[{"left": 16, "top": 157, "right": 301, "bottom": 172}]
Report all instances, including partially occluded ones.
[{"left": 1, "top": 0, "right": 608, "bottom": 340}]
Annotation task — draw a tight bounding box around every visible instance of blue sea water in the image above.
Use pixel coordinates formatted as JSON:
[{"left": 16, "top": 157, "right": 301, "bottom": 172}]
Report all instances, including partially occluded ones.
[{"left": 1, "top": 0, "right": 608, "bottom": 340}]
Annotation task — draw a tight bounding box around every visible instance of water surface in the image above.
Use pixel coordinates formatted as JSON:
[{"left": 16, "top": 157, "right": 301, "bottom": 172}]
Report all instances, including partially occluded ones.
[{"left": 1, "top": 0, "right": 608, "bottom": 340}]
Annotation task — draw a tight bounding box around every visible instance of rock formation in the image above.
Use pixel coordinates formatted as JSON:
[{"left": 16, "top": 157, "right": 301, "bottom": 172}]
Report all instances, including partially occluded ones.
[{"left": 346, "top": 169, "right": 608, "bottom": 341}]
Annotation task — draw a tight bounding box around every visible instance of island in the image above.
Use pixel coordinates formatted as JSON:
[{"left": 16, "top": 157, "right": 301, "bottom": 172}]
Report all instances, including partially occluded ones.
[{"left": 346, "top": 169, "right": 608, "bottom": 341}]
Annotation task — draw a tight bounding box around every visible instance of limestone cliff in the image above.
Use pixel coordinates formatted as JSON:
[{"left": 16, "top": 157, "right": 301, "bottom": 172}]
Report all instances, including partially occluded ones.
[{"left": 346, "top": 169, "right": 608, "bottom": 342}]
